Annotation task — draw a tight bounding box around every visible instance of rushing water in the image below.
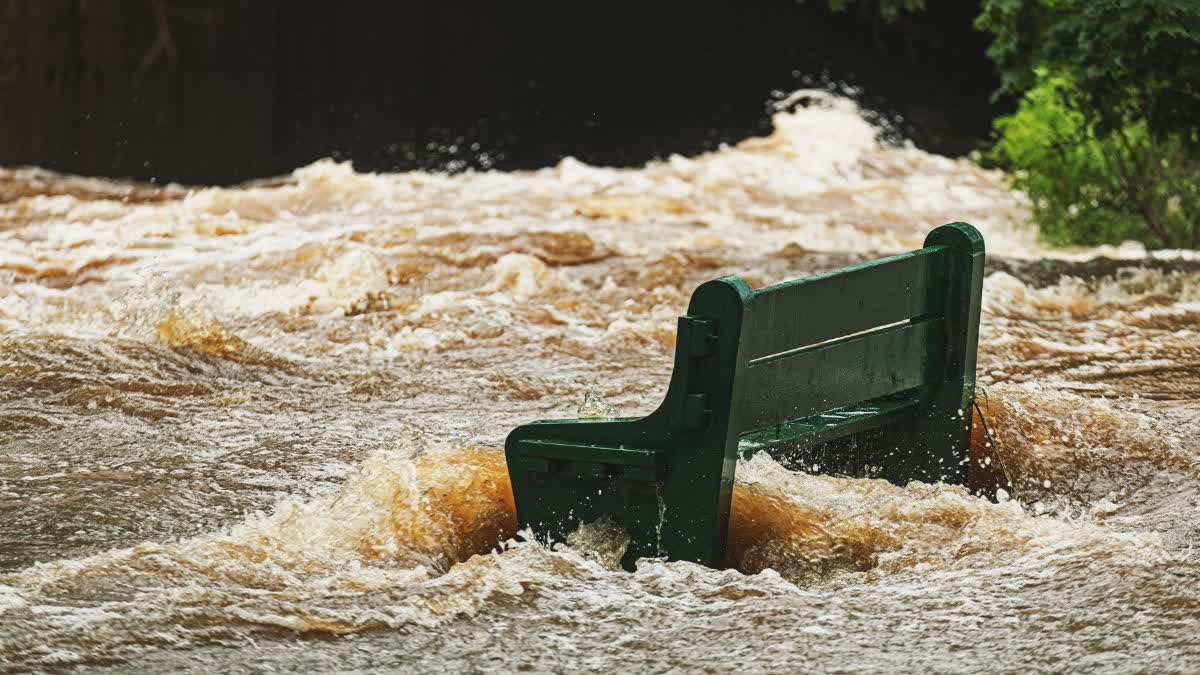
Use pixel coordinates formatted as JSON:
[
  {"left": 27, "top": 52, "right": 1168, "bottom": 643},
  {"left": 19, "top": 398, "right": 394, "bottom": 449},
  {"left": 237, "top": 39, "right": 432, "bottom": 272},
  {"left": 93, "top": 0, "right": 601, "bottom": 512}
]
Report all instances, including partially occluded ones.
[{"left": 1, "top": 94, "right": 1198, "bottom": 673}]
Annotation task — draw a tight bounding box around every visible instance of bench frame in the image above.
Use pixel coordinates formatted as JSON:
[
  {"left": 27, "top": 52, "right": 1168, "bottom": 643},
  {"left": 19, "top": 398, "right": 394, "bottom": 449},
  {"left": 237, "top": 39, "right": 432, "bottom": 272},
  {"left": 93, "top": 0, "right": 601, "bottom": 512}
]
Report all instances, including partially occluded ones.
[{"left": 505, "top": 222, "right": 985, "bottom": 568}]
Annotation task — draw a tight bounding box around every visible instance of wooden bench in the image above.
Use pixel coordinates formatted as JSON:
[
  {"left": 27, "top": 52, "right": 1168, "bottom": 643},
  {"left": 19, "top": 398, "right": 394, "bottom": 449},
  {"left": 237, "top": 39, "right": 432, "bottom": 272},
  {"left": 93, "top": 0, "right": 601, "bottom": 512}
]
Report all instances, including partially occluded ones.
[{"left": 505, "top": 222, "right": 986, "bottom": 568}]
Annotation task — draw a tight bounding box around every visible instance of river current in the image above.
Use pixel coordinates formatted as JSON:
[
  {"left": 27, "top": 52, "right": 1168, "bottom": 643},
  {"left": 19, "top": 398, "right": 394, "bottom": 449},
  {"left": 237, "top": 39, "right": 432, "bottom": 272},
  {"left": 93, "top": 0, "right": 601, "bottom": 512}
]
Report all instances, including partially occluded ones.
[{"left": 1, "top": 94, "right": 1198, "bottom": 672}]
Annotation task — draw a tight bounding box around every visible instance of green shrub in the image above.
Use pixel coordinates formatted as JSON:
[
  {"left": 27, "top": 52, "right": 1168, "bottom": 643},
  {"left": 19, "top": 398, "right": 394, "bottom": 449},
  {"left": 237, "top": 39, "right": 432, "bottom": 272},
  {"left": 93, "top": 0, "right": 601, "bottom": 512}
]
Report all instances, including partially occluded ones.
[
  {"left": 977, "top": 0, "right": 1200, "bottom": 146},
  {"left": 978, "top": 0, "right": 1200, "bottom": 249},
  {"left": 990, "top": 70, "right": 1200, "bottom": 248},
  {"left": 816, "top": 0, "right": 1200, "bottom": 247},
  {"left": 823, "top": 0, "right": 927, "bottom": 22}
]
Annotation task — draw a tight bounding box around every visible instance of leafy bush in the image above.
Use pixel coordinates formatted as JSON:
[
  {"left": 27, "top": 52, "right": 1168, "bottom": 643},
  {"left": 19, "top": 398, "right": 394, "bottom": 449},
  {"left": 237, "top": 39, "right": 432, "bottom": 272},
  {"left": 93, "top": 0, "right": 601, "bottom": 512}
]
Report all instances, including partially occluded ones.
[
  {"left": 816, "top": 0, "right": 1200, "bottom": 247},
  {"left": 977, "top": 0, "right": 1200, "bottom": 145},
  {"left": 990, "top": 70, "right": 1200, "bottom": 248},
  {"left": 977, "top": 0, "right": 1200, "bottom": 248},
  {"left": 823, "top": 0, "right": 927, "bottom": 22}
]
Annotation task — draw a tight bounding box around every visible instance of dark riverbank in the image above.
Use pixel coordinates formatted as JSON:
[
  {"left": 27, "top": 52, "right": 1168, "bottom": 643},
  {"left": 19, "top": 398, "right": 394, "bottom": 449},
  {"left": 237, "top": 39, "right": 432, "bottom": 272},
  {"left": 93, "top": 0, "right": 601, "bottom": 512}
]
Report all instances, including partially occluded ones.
[{"left": 1, "top": 0, "right": 1006, "bottom": 184}]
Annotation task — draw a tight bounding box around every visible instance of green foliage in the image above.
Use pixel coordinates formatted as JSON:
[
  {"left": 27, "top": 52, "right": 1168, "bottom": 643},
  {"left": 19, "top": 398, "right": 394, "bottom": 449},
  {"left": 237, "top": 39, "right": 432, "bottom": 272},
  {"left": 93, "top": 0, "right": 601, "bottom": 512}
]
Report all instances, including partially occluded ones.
[
  {"left": 976, "top": 0, "right": 1200, "bottom": 148},
  {"left": 824, "top": 0, "right": 927, "bottom": 22},
  {"left": 977, "top": 0, "right": 1200, "bottom": 248},
  {"left": 812, "top": 0, "right": 1200, "bottom": 247},
  {"left": 990, "top": 71, "right": 1200, "bottom": 248}
]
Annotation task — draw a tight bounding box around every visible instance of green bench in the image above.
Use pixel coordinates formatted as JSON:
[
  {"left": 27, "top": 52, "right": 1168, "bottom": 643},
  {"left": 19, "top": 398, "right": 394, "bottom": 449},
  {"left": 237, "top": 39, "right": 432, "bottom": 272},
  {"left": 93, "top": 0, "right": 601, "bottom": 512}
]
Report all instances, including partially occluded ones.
[{"left": 505, "top": 222, "right": 985, "bottom": 568}]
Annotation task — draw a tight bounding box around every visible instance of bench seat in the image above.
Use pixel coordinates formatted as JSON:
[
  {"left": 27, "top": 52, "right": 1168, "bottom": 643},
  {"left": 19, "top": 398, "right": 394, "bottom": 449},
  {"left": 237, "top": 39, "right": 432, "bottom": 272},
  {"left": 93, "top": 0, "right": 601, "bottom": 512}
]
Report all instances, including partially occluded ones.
[{"left": 737, "top": 396, "right": 918, "bottom": 458}]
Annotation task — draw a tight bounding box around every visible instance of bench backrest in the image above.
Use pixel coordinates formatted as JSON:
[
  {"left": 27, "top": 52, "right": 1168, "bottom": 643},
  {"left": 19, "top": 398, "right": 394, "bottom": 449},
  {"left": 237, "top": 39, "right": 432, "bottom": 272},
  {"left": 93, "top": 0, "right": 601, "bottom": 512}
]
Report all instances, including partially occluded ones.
[
  {"left": 505, "top": 222, "right": 985, "bottom": 569},
  {"left": 737, "top": 245, "right": 951, "bottom": 432}
]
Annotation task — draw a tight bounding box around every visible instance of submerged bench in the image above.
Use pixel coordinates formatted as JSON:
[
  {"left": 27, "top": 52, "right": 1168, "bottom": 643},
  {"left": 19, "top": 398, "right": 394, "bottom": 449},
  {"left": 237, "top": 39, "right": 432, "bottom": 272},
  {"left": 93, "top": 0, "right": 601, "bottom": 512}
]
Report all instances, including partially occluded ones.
[{"left": 505, "top": 222, "right": 985, "bottom": 568}]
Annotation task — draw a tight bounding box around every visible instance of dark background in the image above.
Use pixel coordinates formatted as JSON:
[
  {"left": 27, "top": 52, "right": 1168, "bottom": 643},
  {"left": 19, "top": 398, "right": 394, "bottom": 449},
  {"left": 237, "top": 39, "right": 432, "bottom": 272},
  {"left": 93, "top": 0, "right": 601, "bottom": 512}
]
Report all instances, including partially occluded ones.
[{"left": 0, "top": 0, "right": 1007, "bottom": 185}]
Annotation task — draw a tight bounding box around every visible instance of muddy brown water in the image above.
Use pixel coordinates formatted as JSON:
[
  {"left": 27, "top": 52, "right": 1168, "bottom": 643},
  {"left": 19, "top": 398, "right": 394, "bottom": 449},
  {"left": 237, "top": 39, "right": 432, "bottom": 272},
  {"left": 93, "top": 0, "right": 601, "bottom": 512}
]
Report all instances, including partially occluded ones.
[{"left": 1, "top": 95, "right": 1198, "bottom": 673}]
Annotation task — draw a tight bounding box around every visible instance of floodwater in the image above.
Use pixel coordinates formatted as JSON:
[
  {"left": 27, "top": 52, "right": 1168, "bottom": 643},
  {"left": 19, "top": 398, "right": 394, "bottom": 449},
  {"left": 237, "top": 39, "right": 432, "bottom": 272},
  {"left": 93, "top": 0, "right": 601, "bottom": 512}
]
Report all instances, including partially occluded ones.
[{"left": 1, "top": 94, "right": 1198, "bottom": 673}]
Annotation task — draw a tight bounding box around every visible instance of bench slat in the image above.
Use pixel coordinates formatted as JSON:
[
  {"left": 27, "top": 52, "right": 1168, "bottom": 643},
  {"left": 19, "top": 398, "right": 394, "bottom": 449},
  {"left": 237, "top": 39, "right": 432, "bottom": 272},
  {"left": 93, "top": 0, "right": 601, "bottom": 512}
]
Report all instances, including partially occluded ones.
[
  {"left": 737, "top": 397, "right": 917, "bottom": 456},
  {"left": 744, "top": 246, "right": 946, "bottom": 361},
  {"left": 515, "top": 439, "right": 665, "bottom": 482},
  {"left": 738, "top": 316, "right": 944, "bottom": 432},
  {"left": 515, "top": 439, "right": 661, "bottom": 467}
]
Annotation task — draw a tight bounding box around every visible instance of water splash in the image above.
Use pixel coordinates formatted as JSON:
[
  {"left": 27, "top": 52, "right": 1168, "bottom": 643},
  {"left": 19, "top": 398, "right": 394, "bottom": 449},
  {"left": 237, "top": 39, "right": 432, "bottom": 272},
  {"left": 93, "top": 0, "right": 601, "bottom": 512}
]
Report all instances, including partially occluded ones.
[
  {"left": 563, "top": 516, "right": 631, "bottom": 569},
  {"left": 578, "top": 391, "right": 620, "bottom": 419}
]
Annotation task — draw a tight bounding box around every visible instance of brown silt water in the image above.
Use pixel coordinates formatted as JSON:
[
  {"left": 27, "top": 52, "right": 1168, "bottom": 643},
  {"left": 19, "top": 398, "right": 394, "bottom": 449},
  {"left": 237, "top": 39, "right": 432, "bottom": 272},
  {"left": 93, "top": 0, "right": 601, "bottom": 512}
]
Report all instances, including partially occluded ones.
[{"left": 1, "top": 94, "right": 1198, "bottom": 672}]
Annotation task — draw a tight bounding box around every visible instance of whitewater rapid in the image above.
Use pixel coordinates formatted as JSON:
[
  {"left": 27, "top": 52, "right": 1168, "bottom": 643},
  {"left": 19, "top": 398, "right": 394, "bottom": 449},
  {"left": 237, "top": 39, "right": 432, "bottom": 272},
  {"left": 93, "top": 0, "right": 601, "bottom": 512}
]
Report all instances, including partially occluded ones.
[{"left": 1, "top": 93, "right": 1197, "bottom": 672}]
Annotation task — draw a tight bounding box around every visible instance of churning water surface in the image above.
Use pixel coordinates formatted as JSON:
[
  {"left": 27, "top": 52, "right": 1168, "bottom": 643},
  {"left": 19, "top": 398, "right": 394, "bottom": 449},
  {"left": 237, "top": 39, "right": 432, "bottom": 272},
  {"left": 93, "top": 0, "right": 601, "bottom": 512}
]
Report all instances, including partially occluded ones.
[{"left": 1, "top": 94, "right": 1198, "bottom": 673}]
